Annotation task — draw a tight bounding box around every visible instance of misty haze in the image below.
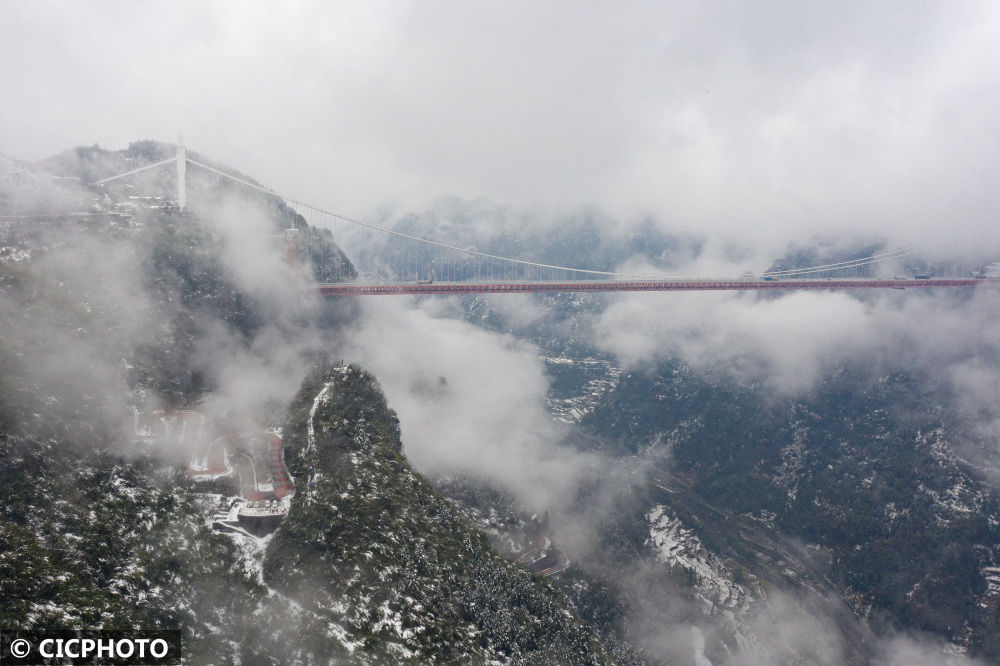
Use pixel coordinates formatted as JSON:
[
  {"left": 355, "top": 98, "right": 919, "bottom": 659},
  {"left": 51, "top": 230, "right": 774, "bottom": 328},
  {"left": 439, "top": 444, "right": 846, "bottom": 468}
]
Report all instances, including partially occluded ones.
[{"left": 3, "top": 2, "right": 1000, "bottom": 665}]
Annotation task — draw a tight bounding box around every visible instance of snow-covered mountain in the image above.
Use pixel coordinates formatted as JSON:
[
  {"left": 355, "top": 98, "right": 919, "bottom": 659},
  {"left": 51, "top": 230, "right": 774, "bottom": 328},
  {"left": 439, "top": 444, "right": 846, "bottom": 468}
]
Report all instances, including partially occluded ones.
[{"left": 0, "top": 144, "right": 624, "bottom": 664}]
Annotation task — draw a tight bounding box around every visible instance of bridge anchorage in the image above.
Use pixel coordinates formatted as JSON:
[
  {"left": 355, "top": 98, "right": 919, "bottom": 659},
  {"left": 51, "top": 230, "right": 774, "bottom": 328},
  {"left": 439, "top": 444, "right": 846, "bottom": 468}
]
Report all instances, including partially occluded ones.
[{"left": 91, "top": 138, "right": 1000, "bottom": 297}]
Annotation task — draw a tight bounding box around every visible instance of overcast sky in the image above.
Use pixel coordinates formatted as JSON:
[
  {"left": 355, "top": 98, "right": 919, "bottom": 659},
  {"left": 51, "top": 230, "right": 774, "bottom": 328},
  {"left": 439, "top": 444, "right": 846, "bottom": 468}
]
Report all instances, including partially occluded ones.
[{"left": 3, "top": 1, "right": 1000, "bottom": 250}]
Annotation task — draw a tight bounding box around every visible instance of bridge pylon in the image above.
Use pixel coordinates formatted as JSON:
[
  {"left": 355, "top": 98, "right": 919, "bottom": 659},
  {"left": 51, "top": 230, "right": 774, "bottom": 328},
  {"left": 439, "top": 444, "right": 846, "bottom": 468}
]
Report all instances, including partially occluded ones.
[
  {"left": 283, "top": 228, "right": 301, "bottom": 265},
  {"left": 176, "top": 134, "right": 186, "bottom": 211}
]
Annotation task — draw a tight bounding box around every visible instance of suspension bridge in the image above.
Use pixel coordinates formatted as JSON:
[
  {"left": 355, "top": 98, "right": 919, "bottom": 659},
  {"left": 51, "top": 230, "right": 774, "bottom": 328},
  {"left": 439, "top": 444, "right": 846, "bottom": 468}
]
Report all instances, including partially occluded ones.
[{"left": 91, "top": 139, "right": 998, "bottom": 296}]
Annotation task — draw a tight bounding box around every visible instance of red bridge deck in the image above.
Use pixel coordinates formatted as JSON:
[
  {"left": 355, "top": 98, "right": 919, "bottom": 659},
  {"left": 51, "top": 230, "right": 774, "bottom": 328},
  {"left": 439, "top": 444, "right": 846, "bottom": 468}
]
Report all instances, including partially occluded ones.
[{"left": 318, "top": 278, "right": 994, "bottom": 296}]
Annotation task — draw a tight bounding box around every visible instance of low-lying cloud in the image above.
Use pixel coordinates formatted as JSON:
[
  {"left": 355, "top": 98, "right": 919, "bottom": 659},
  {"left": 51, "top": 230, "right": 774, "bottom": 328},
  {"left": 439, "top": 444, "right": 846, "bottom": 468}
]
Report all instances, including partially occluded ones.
[
  {"left": 595, "top": 267, "right": 1000, "bottom": 404},
  {"left": 341, "top": 296, "right": 606, "bottom": 512},
  {"left": 598, "top": 288, "right": 876, "bottom": 394}
]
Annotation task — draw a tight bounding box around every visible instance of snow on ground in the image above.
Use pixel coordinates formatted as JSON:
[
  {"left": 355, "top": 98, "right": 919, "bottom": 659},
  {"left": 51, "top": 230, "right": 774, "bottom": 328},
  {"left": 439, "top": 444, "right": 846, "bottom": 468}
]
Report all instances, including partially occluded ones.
[
  {"left": 219, "top": 501, "right": 364, "bottom": 655},
  {"left": 647, "top": 504, "right": 751, "bottom": 614},
  {"left": 0, "top": 246, "right": 30, "bottom": 263},
  {"left": 545, "top": 356, "right": 620, "bottom": 424},
  {"left": 983, "top": 567, "right": 1000, "bottom": 600},
  {"left": 305, "top": 382, "right": 332, "bottom": 491}
]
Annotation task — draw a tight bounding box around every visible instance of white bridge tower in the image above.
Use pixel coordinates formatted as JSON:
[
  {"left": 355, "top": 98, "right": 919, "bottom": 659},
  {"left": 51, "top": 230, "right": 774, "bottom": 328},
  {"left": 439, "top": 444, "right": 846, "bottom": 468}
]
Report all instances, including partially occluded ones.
[{"left": 176, "top": 134, "right": 186, "bottom": 211}]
